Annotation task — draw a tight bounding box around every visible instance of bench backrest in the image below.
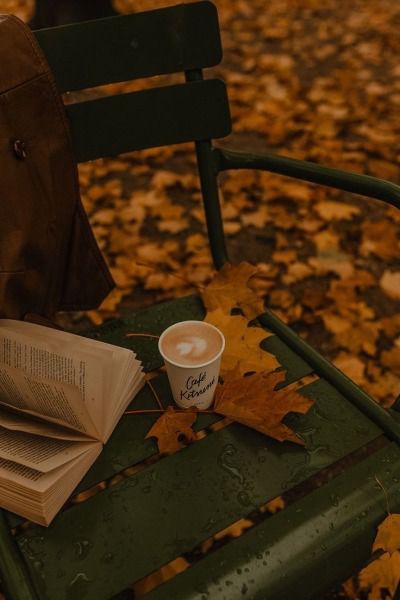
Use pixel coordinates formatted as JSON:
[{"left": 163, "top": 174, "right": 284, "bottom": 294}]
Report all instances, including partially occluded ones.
[{"left": 34, "top": 1, "right": 232, "bottom": 163}]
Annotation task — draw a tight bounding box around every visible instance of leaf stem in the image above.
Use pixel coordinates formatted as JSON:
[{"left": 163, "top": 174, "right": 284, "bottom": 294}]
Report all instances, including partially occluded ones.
[
  {"left": 126, "top": 333, "right": 160, "bottom": 339},
  {"left": 124, "top": 408, "right": 216, "bottom": 415},
  {"left": 374, "top": 475, "right": 391, "bottom": 515},
  {"left": 146, "top": 379, "right": 164, "bottom": 409}
]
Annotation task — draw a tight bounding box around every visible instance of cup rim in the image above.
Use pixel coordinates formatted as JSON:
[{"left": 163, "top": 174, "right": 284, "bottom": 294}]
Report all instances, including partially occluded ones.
[{"left": 158, "top": 319, "right": 225, "bottom": 369}]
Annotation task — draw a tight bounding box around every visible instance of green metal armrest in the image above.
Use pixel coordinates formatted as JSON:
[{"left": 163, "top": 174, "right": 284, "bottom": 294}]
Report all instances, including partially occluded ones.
[
  {"left": 214, "top": 147, "right": 400, "bottom": 209},
  {"left": 200, "top": 146, "right": 400, "bottom": 270}
]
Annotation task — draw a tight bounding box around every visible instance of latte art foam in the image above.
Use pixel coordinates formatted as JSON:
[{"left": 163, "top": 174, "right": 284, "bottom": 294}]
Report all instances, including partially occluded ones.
[
  {"left": 176, "top": 336, "right": 207, "bottom": 358},
  {"left": 160, "top": 321, "right": 223, "bottom": 366}
]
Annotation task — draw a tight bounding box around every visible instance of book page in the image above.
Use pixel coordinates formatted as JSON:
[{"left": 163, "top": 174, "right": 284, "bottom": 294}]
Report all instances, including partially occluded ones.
[
  {"left": 0, "top": 319, "right": 145, "bottom": 442},
  {"left": 0, "top": 443, "right": 102, "bottom": 525},
  {"left": 0, "top": 427, "right": 96, "bottom": 472},
  {"left": 103, "top": 369, "right": 145, "bottom": 442},
  {"left": 0, "top": 407, "right": 92, "bottom": 442},
  {"left": 0, "top": 363, "right": 99, "bottom": 438},
  {"left": 0, "top": 323, "right": 106, "bottom": 434},
  {"left": 0, "top": 442, "right": 101, "bottom": 495}
]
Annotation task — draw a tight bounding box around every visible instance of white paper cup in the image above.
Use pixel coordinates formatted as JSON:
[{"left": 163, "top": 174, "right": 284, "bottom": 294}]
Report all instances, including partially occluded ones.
[{"left": 158, "top": 320, "right": 225, "bottom": 409}]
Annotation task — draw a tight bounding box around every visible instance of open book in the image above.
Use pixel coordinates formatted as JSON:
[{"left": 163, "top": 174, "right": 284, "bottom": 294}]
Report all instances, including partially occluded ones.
[{"left": 0, "top": 319, "right": 144, "bottom": 526}]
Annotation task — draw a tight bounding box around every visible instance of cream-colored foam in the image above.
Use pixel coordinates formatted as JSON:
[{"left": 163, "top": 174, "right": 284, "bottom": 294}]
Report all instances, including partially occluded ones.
[{"left": 161, "top": 322, "right": 222, "bottom": 366}]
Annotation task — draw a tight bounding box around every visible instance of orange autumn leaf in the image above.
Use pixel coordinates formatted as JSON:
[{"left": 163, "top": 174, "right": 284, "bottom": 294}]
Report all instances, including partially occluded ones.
[
  {"left": 314, "top": 201, "right": 360, "bottom": 221},
  {"left": 354, "top": 514, "right": 400, "bottom": 599},
  {"left": 361, "top": 221, "right": 400, "bottom": 260},
  {"left": 202, "top": 261, "right": 265, "bottom": 319},
  {"left": 259, "top": 496, "right": 285, "bottom": 514},
  {"left": 373, "top": 514, "right": 400, "bottom": 556},
  {"left": 145, "top": 407, "right": 197, "bottom": 454},
  {"left": 380, "top": 271, "right": 400, "bottom": 301},
  {"left": 359, "top": 552, "right": 400, "bottom": 599},
  {"left": 205, "top": 309, "right": 278, "bottom": 375},
  {"left": 381, "top": 347, "right": 400, "bottom": 377},
  {"left": 214, "top": 367, "right": 313, "bottom": 444},
  {"left": 333, "top": 352, "right": 366, "bottom": 386}
]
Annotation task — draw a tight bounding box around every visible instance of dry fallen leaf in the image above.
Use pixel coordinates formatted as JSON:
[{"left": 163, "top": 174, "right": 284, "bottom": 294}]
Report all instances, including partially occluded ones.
[
  {"left": 381, "top": 347, "right": 400, "bottom": 377},
  {"left": 322, "top": 310, "right": 380, "bottom": 355},
  {"left": 314, "top": 201, "right": 360, "bottom": 221},
  {"left": 333, "top": 352, "right": 366, "bottom": 386},
  {"left": 200, "top": 518, "right": 253, "bottom": 554},
  {"left": 259, "top": 496, "right": 285, "bottom": 514},
  {"left": 373, "top": 514, "right": 400, "bottom": 556},
  {"left": 359, "top": 552, "right": 400, "bottom": 599},
  {"left": 351, "top": 513, "right": 400, "bottom": 599},
  {"left": 202, "top": 261, "right": 265, "bottom": 319},
  {"left": 380, "top": 271, "right": 400, "bottom": 301},
  {"left": 361, "top": 221, "right": 400, "bottom": 260},
  {"left": 145, "top": 407, "right": 197, "bottom": 454},
  {"left": 205, "top": 309, "right": 278, "bottom": 375},
  {"left": 214, "top": 367, "right": 313, "bottom": 445}
]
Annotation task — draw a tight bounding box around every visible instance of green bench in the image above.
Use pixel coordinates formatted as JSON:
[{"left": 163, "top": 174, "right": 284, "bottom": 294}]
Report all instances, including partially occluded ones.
[{"left": 1, "top": 2, "right": 400, "bottom": 599}]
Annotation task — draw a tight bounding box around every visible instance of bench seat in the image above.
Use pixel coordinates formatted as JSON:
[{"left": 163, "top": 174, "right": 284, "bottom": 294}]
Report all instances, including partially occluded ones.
[{"left": 1, "top": 295, "right": 398, "bottom": 600}]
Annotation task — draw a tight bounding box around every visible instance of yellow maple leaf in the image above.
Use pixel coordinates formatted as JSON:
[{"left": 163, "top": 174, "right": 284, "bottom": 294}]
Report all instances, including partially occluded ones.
[
  {"left": 380, "top": 271, "right": 400, "bottom": 301},
  {"left": 202, "top": 261, "right": 265, "bottom": 319},
  {"left": 373, "top": 514, "right": 400, "bottom": 556},
  {"left": 314, "top": 200, "right": 360, "bottom": 221},
  {"left": 205, "top": 309, "right": 278, "bottom": 375},
  {"left": 359, "top": 552, "right": 400, "bottom": 599},
  {"left": 352, "top": 513, "right": 400, "bottom": 599},
  {"left": 145, "top": 407, "right": 197, "bottom": 454}
]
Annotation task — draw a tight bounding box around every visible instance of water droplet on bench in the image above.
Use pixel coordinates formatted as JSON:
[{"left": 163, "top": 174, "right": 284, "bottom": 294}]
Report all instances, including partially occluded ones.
[
  {"left": 74, "top": 539, "right": 92, "bottom": 560},
  {"left": 330, "top": 494, "right": 339, "bottom": 507},
  {"left": 218, "top": 444, "right": 244, "bottom": 483},
  {"left": 237, "top": 491, "right": 251, "bottom": 506},
  {"left": 67, "top": 573, "right": 91, "bottom": 599},
  {"left": 102, "top": 552, "right": 114, "bottom": 564}
]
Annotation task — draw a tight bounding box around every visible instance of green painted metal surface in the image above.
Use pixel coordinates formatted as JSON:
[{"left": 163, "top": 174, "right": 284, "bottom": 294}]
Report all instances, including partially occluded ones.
[
  {"left": 67, "top": 79, "right": 231, "bottom": 163},
  {"left": 144, "top": 442, "right": 400, "bottom": 600},
  {"left": 0, "top": 512, "right": 38, "bottom": 600},
  {"left": 15, "top": 373, "right": 381, "bottom": 599},
  {"left": 215, "top": 147, "right": 400, "bottom": 210},
  {"left": 34, "top": 2, "right": 222, "bottom": 92}
]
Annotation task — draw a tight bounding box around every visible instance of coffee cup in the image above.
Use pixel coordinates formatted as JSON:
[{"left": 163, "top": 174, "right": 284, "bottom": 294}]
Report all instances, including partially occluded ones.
[{"left": 158, "top": 320, "right": 225, "bottom": 409}]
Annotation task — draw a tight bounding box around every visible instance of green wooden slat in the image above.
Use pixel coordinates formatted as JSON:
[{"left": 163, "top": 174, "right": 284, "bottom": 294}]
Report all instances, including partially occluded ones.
[
  {"left": 15, "top": 378, "right": 381, "bottom": 600},
  {"left": 34, "top": 2, "right": 222, "bottom": 92},
  {"left": 144, "top": 441, "right": 400, "bottom": 600},
  {"left": 66, "top": 79, "right": 231, "bottom": 162}
]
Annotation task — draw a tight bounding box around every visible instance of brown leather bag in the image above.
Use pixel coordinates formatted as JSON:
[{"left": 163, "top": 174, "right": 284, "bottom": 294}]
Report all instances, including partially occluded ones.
[{"left": 0, "top": 14, "right": 114, "bottom": 320}]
